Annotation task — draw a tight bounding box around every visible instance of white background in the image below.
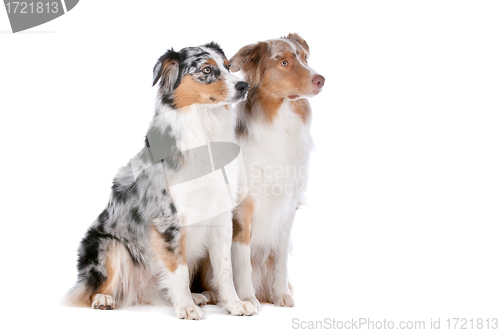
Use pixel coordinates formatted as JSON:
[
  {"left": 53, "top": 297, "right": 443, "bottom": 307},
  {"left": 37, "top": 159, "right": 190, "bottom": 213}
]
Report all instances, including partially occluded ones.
[{"left": 1, "top": 1, "right": 499, "bottom": 332}]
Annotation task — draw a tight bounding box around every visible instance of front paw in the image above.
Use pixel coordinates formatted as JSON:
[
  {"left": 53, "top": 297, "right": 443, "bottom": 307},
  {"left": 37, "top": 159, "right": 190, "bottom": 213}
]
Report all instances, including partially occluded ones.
[
  {"left": 224, "top": 300, "right": 258, "bottom": 316},
  {"left": 241, "top": 296, "right": 260, "bottom": 312},
  {"left": 175, "top": 304, "right": 203, "bottom": 320},
  {"left": 273, "top": 294, "right": 295, "bottom": 307}
]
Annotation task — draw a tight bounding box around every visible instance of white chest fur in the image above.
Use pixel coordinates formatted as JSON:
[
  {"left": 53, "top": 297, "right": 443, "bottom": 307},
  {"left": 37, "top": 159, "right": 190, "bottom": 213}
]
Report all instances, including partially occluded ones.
[
  {"left": 156, "top": 104, "right": 241, "bottom": 262},
  {"left": 238, "top": 100, "right": 313, "bottom": 251}
]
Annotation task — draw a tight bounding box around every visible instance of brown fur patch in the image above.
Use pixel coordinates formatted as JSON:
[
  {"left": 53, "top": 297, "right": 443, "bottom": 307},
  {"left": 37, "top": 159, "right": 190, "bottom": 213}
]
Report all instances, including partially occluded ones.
[
  {"left": 223, "top": 58, "right": 229, "bottom": 69},
  {"left": 162, "top": 59, "right": 176, "bottom": 76},
  {"left": 205, "top": 59, "right": 217, "bottom": 66},
  {"left": 150, "top": 226, "right": 186, "bottom": 272},
  {"left": 232, "top": 196, "right": 255, "bottom": 245},
  {"left": 248, "top": 90, "right": 283, "bottom": 123},
  {"left": 157, "top": 58, "right": 180, "bottom": 91},
  {"left": 235, "top": 119, "right": 247, "bottom": 137},
  {"left": 230, "top": 42, "right": 269, "bottom": 87},
  {"left": 291, "top": 98, "right": 311, "bottom": 123},
  {"left": 173, "top": 76, "right": 228, "bottom": 109},
  {"left": 263, "top": 48, "right": 314, "bottom": 98}
]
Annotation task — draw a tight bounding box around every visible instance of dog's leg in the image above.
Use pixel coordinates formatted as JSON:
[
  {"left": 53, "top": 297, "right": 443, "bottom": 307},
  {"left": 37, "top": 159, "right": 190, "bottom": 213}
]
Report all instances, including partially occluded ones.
[
  {"left": 272, "top": 209, "right": 296, "bottom": 307},
  {"left": 209, "top": 211, "right": 257, "bottom": 316},
  {"left": 90, "top": 246, "right": 117, "bottom": 310},
  {"left": 150, "top": 221, "right": 202, "bottom": 320},
  {"left": 232, "top": 197, "right": 260, "bottom": 310},
  {"left": 71, "top": 232, "right": 134, "bottom": 310}
]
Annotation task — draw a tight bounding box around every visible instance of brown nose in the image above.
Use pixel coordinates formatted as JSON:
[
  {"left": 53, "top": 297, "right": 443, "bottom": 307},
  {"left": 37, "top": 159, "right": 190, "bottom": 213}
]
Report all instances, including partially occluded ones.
[{"left": 312, "top": 75, "right": 325, "bottom": 89}]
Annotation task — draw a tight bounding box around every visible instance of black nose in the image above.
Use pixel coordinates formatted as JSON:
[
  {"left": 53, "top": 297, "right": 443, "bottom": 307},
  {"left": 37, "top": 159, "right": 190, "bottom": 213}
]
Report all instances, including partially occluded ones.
[{"left": 235, "top": 81, "right": 249, "bottom": 94}]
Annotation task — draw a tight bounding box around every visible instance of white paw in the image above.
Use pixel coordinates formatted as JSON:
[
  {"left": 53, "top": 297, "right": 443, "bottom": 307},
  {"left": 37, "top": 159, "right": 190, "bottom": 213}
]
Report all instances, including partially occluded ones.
[
  {"left": 224, "top": 300, "right": 258, "bottom": 316},
  {"left": 91, "top": 294, "right": 115, "bottom": 310},
  {"left": 191, "top": 293, "right": 209, "bottom": 307},
  {"left": 175, "top": 304, "right": 203, "bottom": 320},
  {"left": 201, "top": 291, "right": 217, "bottom": 305},
  {"left": 242, "top": 296, "right": 260, "bottom": 311},
  {"left": 273, "top": 294, "right": 295, "bottom": 307}
]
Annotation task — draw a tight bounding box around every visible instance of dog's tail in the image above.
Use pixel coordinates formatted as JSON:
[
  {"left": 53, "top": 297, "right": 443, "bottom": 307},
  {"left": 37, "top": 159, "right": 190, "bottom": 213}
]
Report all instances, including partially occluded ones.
[
  {"left": 62, "top": 223, "right": 109, "bottom": 308},
  {"left": 63, "top": 281, "right": 93, "bottom": 307}
]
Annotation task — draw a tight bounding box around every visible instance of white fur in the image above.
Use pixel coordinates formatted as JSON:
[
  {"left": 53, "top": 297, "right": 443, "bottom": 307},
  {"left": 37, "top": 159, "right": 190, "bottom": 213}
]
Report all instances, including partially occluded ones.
[
  {"left": 153, "top": 98, "right": 256, "bottom": 316},
  {"left": 234, "top": 98, "right": 313, "bottom": 304}
]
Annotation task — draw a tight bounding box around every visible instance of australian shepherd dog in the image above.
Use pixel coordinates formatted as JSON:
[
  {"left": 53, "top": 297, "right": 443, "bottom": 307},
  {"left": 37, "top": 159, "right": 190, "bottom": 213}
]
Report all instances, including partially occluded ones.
[
  {"left": 65, "top": 43, "right": 258, "bottom": 319},
  {"left": 228, "top": 34, "right": 325, "bottom": 309}
]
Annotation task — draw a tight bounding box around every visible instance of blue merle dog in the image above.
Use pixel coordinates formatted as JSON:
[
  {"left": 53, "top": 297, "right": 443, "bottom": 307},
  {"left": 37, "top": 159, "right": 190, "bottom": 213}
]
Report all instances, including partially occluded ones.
[{"left": 65, "top": 43, "right": 256, "bottom": 319}]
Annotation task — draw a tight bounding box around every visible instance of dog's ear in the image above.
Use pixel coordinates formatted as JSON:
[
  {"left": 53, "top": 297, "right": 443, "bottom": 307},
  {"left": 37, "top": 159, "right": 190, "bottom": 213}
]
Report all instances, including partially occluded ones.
[
  {"left": 230, "top": 42, "right": 267, "bottom": 87},
  {"left": 286, "top": 33, "right": 309, "bottom": 53},
  {"left": 153, "top": 49, "right": 180, "bottom": 91}
]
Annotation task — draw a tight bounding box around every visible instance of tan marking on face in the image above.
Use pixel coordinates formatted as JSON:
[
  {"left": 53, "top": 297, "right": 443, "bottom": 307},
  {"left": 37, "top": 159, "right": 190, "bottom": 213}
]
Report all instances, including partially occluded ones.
[
  {"left": 205, "top": 59, "right": 217, "bottom": 66},
  {"left": 232, "top": 196, "right": 255, "bottom": 245},
  {"left": 150, "top": 226, "right": 186, "bottom": 273},
  {"left": 291, "top": 98, "right": 311, "bottom": 123},
  {"left": 173, "top": 75, "right": 229, "bottom": 109}
]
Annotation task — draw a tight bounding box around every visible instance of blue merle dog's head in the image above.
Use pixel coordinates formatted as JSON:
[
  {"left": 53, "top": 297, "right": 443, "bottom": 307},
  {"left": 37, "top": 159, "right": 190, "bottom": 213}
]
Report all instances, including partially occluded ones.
[{"left": 153, "top": 42, "right": 249, "bottom": 109}]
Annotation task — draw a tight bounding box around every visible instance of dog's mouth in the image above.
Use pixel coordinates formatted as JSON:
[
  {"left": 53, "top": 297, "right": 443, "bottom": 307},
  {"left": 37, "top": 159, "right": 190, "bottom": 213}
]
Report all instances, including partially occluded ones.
[
  {"left": 234, "top": 91, "right": 249, "bottom": 102},
  {"left": 313, "top": 88, "right": 322, "bottom": 95},
  {"left": 288, "top": 89, "right": 322, "bottom": 100},
  {"left": 222, "top": 93, "right": 248, "bottom": 105}
]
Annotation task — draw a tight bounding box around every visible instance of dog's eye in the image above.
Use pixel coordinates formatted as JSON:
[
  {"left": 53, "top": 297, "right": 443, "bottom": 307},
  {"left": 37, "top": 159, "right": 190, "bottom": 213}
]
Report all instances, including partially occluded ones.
[
  {"left": 202, "top": 67, "right": 212, "bottom": 74},
  {"left": 281, "top": 60, "right": 288, "bottom": 67}
]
